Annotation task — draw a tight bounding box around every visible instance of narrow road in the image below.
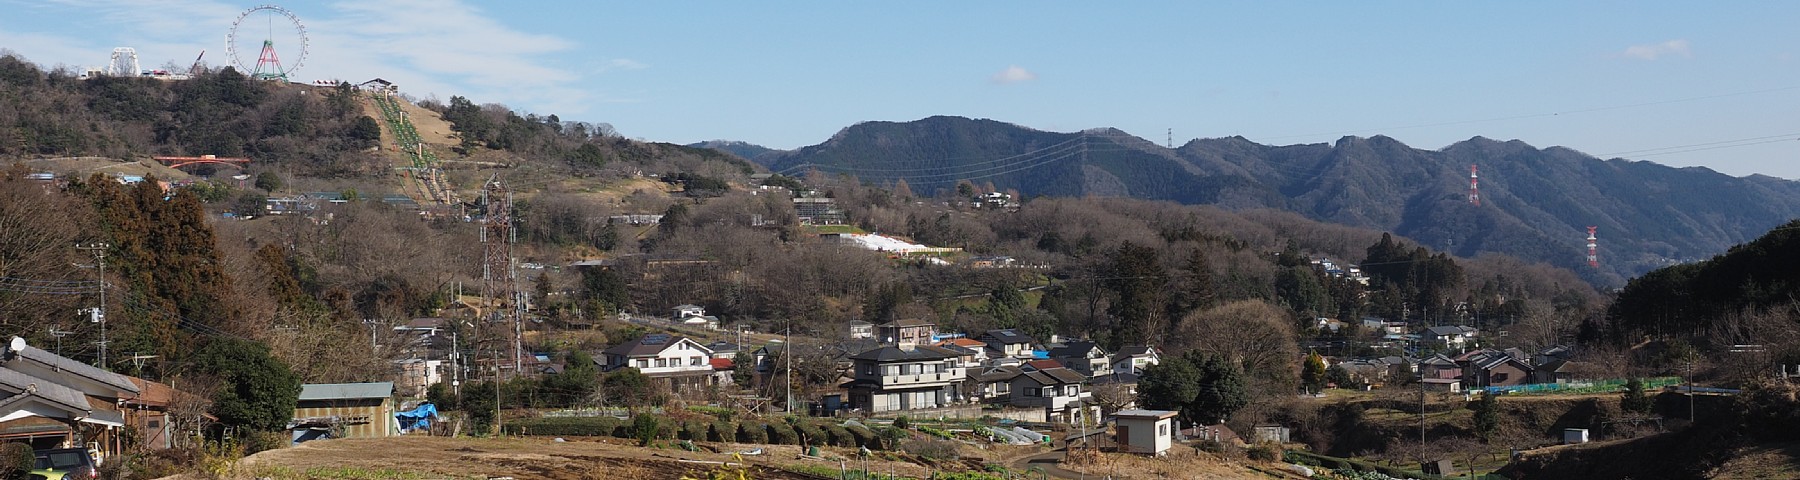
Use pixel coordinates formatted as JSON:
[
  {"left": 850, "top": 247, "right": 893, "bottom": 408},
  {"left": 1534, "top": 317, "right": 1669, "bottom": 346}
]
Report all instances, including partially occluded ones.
[{"left": 1011, "top": 450, "right": 1087, "bottom": 480}]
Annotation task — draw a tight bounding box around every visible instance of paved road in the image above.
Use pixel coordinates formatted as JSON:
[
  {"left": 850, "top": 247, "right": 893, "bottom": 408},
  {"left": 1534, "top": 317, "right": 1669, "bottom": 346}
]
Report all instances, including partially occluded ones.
[{"left": 1011, "top": 450, "right": 1088, "bottom": 480}]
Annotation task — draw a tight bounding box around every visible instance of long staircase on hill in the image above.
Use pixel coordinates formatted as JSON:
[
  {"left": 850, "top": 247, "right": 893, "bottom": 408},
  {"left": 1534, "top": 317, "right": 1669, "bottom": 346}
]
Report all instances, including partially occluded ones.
[{"left": 371, "top": 93, "right": 456, "bottom": 206}]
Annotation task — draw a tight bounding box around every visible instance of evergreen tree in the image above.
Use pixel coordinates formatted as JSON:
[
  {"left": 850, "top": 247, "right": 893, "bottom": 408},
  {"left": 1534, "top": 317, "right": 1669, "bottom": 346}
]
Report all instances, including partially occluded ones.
[
  {"left": 1302, "top": 351, "right": 1328, "bottom": 393},
  {"left": 1471, "top": 392, "right": 1500, "bottom": 442},
  {"left": 192, "top": 338, "right": 302, "bottom": 431},
  {"left": 1103, "top": 241, "right": 1168, "bottom": 350},
  {"left": 1138, "top": 357, "right": 1201, "bottom": 422},
  {"left": 1621, "top": 378, "right": 1653, "bottom": 414},
  {"left": 1188, "top": 352, "right": 1250, "bottom": 425}
]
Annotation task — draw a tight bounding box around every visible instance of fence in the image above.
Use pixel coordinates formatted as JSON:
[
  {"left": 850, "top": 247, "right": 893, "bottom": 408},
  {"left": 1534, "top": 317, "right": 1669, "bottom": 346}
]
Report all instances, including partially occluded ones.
[{"left": 1480, "top": 376, "right": 1682, "bottom": 396}]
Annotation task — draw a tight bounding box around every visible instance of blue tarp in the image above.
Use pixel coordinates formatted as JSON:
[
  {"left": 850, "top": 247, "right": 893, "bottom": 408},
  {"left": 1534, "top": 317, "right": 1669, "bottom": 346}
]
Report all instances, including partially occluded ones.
[{"left": 396, "top": 402, "right": 439, "bottom": 432}]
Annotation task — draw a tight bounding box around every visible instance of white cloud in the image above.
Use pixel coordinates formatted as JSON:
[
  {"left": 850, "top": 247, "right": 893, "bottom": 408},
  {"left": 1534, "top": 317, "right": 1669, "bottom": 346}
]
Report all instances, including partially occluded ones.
[
  {"left": 2, "top": 0, "right": 599, "bottom": 116},
  {"left": 990, "top": 65, "right": 1037, "bottom": 84},
  {"left": 1623, "top": 39, "right": 1691, "bottom": 60}
]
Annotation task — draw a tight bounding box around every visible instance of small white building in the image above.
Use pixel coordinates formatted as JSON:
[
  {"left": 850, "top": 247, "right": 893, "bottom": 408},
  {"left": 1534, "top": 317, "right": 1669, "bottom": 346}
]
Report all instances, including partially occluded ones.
[
  {"left": 600, "top": 334, "right": 716, "bottom": 392},
  {"left": 1113, "top": 409, "right": 1179, "bottom": 456}
]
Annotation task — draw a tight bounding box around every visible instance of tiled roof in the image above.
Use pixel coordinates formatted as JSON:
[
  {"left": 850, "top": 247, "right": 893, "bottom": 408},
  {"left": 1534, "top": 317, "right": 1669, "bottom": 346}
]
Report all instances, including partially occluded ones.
[
  {"left": 298, "top": 382, "right": 394, "bottom": 401},
  {"left": 0, "top": 367, "right": 90, "bottom": 414},
  {"left": 603, "top": 334, "right": 706, "bottom": 357},
  {"left": 849, "top": 345, "right": 959, "bottom": 362},
  {"left": 879, "top": 318, "right": 935, "bottom": 328},
  {"left": 1018, "top": 367, "right": 1085, "bottom": 386},
  {"left": 1047, "top": 341, "right": 1101, "bottom": 358},
  {"left": 13, "top": 345, "right": 139, "bottom": 394}
]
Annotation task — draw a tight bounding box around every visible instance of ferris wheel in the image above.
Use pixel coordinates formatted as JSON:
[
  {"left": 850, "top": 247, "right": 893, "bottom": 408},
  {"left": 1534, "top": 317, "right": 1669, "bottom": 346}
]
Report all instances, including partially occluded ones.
[{"left": 226, "top": 5, "right": 309, "bottom": 81}]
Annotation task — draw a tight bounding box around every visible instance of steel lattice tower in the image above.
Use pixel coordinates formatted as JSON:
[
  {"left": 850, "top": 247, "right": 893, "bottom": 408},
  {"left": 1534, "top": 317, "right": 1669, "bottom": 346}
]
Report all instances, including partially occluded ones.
[
  {"left": 1468, "top": 164, "right": 1480, "bottom": 206},
  {"left": 480, "top": 175, "right": 521, "bottom": 373},
  {"left": 1586, "top": 226, "right": 1599, "bottom": 268}
]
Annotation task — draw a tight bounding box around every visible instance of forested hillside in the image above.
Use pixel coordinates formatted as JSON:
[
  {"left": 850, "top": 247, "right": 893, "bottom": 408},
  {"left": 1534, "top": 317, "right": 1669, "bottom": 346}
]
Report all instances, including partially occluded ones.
[{"left": 751, "top": 117, "right": 1800, "bottom": 286}]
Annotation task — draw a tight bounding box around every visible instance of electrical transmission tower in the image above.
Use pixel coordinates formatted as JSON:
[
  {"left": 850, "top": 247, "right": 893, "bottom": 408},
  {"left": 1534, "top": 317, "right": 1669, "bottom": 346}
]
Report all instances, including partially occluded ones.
[
  {"left": 1468, "top": 164, "right": 1480, "bottom": 206},
  {"left": 479, "top": 175, "right": 521, "bottom": 374},
  {"left": 1586, "top": 226, "right": 1599, "bottom": 268}
]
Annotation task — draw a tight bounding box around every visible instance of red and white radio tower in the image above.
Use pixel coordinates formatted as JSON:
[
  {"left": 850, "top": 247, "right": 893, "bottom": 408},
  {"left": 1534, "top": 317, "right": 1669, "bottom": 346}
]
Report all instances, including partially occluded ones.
[
  {"left": 1468, "top": 164, "right": 1480, "bottom": 206},
  {"left": 1586, "top": 226, "right": 1598, "bottom": 267}
]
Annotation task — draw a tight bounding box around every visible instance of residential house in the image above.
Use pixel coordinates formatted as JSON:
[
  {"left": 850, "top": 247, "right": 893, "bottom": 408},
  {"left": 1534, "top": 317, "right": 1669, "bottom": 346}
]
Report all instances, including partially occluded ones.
[
  {"left": 1047, "top": 341, "right": 1112, "bottom": 377},
  {"left": 1110, "top": 346, "right": 1161, "bottom": 375},
  {"left": 966, "top": 365, "right": 1023, "bottom": 405},
  {"left": 1088, "top": 370, "right": 1142, "bottom": 414},
  {"left": 1458, "top": 350, "right": 1533, "bottom": 388},
  {"left": 121, "top": 376, "right": 202, "bottom": 451},
  {"left": 1021, "top": 359, "right": 1066, "bottom": 372},
  {"left": 393, "top": 358, "right": 446, "bottom": 397},
  {"left": 876, "top": 318, "right": 937, "bottom": 347},
  {"left": 601, "top": 334, "right": 716, "bottom": 391},
  {"left": 1532, "top": 358, "right": 1597, "bottom": 384},
  {"left": 1009, "top": 367, "right": 1089, "bottom": 422},
  {"left": 0, "top": 342, "right": 140, "bottom": 454},
  {"left": 1418, "top": 354, "right": 1461, "bottom": 381},
  {"left": 979, "top": 329, "right": 1039, "bottom": 359},
  {"left": 1113, "top": 410, "right": 1180, "bottom": 456},
  {"left": 1423, "top": 326, "right": 1480, "bottom": 350},
  {"left": 933, "top": 338, "right": 991, "bottom": 368},
  {"left": 290, "top": 382, "right": 399, "bottom": 444},
  {"left": 845, "top": 345, "right": 966, "bottom": 412},
  {"left": 1420, "top": 378, "right": 1462, "bottom": 392},
  {"left": 710, "top": 357, "right": 738, "bottom": 386},
  {"left": 1362, "top": 317, "right": 1408, "bottom": 335},
  {"left": 672, "top": 304, "right": 706, "bottom": 319},
  {"left": 705, "top": 341, "right": 742, "bottom": 358},
  {"left": 848, "top": 321, "right": 875, "bottom": 340}
]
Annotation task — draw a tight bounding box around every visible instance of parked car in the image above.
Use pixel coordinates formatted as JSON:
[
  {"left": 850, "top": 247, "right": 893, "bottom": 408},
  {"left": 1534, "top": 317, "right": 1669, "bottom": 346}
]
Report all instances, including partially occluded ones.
[{"left": 30, "top": 448, "right": 97, "bottom": 480}]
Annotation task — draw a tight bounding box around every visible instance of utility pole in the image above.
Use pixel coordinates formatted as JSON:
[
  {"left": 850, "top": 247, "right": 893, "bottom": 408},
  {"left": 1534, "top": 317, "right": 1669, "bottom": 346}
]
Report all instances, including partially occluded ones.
[
  {"left": 76, "top": 242, "right": 108, "bottom": 367},
  {"left": 362, "top": 319, "right": 378, "bottom": 351},
  {"left": 1417, "top": 380, "right": 1427, "bottom": 464}
]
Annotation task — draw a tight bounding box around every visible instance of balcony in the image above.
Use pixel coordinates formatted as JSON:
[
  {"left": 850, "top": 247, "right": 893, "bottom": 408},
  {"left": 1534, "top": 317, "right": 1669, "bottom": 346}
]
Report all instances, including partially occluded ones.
[{"left": 878, "top": 370, "right": 966, "bottom": 387}]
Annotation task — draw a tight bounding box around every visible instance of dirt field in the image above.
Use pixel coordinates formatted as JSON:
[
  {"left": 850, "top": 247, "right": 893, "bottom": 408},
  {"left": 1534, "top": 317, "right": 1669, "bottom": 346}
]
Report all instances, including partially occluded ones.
[
  {"left": 7, "top": 156, "right": 192, "bottom": 180},
  {"left": 213, "top": 435, "right": 956, "bottom": 480}
]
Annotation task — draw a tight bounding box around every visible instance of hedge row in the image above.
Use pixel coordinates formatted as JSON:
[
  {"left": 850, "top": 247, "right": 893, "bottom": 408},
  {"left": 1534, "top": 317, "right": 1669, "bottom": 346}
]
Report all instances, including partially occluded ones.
[
  {"left": 1283, "top": 450, "right": 1433, "bottom": 480},
  {"left": 507, "top": 415, "right": 888, "bottom": 449}
]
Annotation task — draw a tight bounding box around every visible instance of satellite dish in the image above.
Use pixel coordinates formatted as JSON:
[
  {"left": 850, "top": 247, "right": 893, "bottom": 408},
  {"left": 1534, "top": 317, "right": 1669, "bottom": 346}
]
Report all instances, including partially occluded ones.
[{"left": 8, "top": 336, "right": 25, "bottom": 353}]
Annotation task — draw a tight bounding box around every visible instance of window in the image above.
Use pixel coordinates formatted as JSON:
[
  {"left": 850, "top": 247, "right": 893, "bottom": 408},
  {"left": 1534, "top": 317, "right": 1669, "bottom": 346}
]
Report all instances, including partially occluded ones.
[
  {"left": 1065, "top": 385, "right": 1078, "bottom": 396},
  {"left": 690, "top": 356, "right": 703, "bottom": 366},
  {"left": 1159, "top": 424, "right": 1168, "bottom": 435},
  {"left": 637, "top": 359, "right": 650, "bottom": 368},
  {"left": 656, "top": 358, "right": 668, "bottom": 368},
  {"left": 1027, "top": 387, "right": 1041, "bottom": 397}
]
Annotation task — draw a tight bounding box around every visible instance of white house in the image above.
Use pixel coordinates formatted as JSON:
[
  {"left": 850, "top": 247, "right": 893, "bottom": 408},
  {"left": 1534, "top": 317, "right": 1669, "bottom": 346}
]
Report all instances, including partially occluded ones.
[
  {"left": 1009, "top": 367, "right": 1089, "bottom": 422},
  {"left": 848, "top": 321, "right": 874, "bottom": 340},
  {"left": 1423, "top": 326, "right": 1479, "bottom": 349},
  {"left": 1047, "top": 341, "right": 1112, "bottom": 377},
  {"left": 600, "top": 334, "right": 715, "bottom": 391},
  {"left": 1113, "top": 409, "right": 1179, "bottom": 456},
  {"left": 672, "top": 304, "right": 706, "bottom": 319},
  {"left": 1110, "top": 345, "right": 1161, "bottom": 375}
]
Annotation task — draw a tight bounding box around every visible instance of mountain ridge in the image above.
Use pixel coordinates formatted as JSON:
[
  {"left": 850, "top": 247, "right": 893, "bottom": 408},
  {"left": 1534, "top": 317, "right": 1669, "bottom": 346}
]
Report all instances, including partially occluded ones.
[{"left": 739, "top": 116, "right": 1800, "bottom": 286}]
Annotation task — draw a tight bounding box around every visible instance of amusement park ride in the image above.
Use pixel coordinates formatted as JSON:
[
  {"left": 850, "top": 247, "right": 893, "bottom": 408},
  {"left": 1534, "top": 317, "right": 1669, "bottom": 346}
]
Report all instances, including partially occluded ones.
[{"left": 227, "top": 5, "right": 309, "bottom": 81}]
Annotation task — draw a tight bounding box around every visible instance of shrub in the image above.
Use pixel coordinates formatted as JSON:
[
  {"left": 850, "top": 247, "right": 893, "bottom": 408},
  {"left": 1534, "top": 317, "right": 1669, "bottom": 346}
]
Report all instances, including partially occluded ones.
[
  {"left": 845, "top": 423, "right": 878, "bottom": 449},
  {"left": 632, "top": 415, "right": 663, "bottom": 446},
  {"left": 823, "top": 424, "right": 855, "bottom": 447},
  {"left": 688, "top": 405, "right": 736, "bottom": 422},
  {"left": 790, "top": 420, "right": 826, "bottom": 446},
  {"left": 708, "top": 421, "right": 733, "bottom": 442},
  {"left": 737, "top": 423, "right": 768, "bottom": 444},
  {"left": 766, "top": 423, "right": 799, "bottom": 445},
  {"left": 503, "top": 416, "right": 623, "bottom": 436},
  {"left": 1247, "top": 443, "right": 1281, "bottom": 462},
  {"left": 893, "top": 416, "right": 910, "bottom": 429},
  {"left": 918, "top": 425, "right": 954, "bottom": 440},
  {"left": 678, "top": 421, "right": 704, "bottom": 441}
]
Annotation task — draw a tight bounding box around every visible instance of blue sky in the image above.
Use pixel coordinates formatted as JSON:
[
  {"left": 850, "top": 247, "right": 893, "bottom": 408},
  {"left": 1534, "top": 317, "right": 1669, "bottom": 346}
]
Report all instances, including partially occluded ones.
[{"left": 5, "top": 1, "right": 1800, "bottom": 178}]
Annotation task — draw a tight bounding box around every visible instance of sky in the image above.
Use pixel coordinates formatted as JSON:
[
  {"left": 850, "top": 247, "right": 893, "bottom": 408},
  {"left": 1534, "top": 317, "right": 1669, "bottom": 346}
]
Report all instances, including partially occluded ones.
[{"left": 4, "top": 1, "right": 1800, "bottom": 178}]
